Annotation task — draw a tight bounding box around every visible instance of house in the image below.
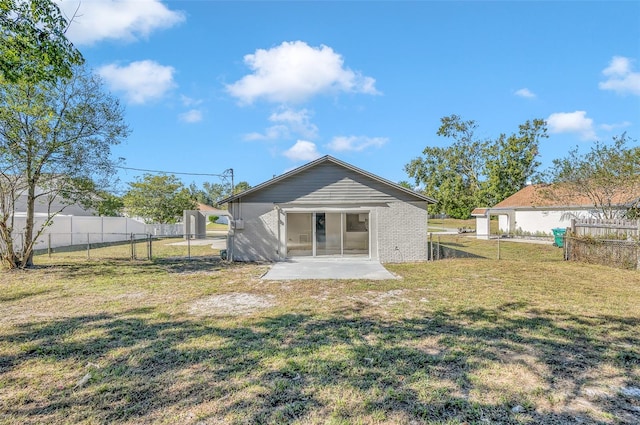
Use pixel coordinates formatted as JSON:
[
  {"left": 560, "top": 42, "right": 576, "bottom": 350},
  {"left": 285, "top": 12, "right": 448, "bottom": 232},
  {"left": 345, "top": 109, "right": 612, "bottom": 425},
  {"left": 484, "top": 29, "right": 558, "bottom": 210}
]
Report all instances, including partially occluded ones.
[
  {"left": 472, "top": 184, "right": 634, "bottom": 238},
  {"left": 219, "top": 156, "right": 436, "bottom": 262},
  {"left": 11, "top": 186, "right": 96, "bottom": 217},
  {"left": 196, "top": 203, "right": 230, "bottom": 225}
]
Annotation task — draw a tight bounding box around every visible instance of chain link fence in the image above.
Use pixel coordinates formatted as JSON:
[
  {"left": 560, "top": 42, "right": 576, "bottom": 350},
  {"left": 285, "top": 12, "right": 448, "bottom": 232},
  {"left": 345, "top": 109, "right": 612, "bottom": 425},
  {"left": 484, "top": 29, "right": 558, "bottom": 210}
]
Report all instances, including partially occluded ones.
[
  {"left": 12, "top": 231, "right": 567, "bottom": 266},
  {"left": 565, "top": 235, "right": 640, "bottom": 270},
  {"left": 27, "top": 233, "right": 226, "bottom": 264},
  {"left": 427, "top": 233, "right": 559, "bottom": 261}
]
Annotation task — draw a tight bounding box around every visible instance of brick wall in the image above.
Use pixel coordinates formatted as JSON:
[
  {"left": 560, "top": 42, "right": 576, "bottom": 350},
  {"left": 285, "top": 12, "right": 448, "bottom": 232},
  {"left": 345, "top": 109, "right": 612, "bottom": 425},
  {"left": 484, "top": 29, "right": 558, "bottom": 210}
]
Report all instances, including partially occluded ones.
[
  {"left": 231, "top": 201, "right": 428, "bottom": 263},
  {"left": 377, "top": 202, "right": 428, "bottom": 263}
]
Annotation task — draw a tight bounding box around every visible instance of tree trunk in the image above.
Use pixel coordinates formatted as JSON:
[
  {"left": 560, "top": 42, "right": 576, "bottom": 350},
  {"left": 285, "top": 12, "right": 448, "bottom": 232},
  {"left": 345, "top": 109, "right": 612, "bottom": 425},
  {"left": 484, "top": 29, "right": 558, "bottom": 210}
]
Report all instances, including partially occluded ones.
[
  {"left": 0, "top": 221, "right": 19, "bottom": 269},
  {"left": 22, "top": 180, "right": 36, "bottom": 268}
]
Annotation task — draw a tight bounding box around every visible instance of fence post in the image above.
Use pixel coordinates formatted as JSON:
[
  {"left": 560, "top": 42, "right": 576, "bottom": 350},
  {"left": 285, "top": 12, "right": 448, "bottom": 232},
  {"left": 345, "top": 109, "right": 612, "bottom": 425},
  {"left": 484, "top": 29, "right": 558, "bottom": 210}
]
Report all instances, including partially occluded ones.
[
  {"left": 187, "top": 234, "right": 191, "bottom": 260},
  {"left": 437, "top": 235, "right": 440, "bottom": 260},
  {"left": 147, "top": 234, "right": 152, "bottom": 260},
  {"left": 637, "top": 219, "right": 640, "bottom": 270},
  {"left": 497, "top": 235, "right": 501, "bottom": 260},
  {"left": 48, "top": 233, "right": 51, "bottom": 258},
  {"left": 130, "top": 233, "right": 134, "bottom": 260},
  {"left": 87, "top": 233, "right": 90, "bottom": 260},
  {"left": 429, "top": 233, "right": 433, "bottom": 261}
]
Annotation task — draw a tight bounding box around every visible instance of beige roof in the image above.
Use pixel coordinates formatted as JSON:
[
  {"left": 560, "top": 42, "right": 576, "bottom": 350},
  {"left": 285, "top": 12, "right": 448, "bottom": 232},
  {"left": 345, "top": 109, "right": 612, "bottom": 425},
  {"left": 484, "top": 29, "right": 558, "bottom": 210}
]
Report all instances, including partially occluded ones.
[
  {"left": 491, "top": 184, "right": 638, "bottom": 209},
  {"left": 471, "top": 208, "right": 488, "bottom": 216},
  {"left": 196, "top": 203, "right": 230, "bottom": 215}
]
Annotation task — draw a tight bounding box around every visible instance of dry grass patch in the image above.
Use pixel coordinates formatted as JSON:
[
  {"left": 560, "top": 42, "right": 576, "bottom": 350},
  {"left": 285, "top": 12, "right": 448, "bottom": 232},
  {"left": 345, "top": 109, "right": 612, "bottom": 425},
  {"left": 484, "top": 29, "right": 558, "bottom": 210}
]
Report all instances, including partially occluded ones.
[
  {"left": 1, "top": 240, "right": 639, "bottom": 424},
  {"left": 189, "top": 293, "right": 276, "bottom": 316}
]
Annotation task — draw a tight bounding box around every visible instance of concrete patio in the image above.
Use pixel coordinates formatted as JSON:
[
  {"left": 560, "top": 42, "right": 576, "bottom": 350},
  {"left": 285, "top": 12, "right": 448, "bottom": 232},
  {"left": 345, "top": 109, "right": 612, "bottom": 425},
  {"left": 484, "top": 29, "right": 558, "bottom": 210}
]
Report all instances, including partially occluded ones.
[{"left": 261, "top": 257, "right": 399, "bottom": 280}]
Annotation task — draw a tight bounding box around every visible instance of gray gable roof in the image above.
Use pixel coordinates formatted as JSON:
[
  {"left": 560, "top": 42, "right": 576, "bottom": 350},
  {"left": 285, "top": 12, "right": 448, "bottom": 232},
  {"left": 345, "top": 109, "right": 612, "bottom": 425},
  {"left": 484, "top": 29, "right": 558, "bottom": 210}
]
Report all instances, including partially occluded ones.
[{"left": 220, "top": 155, "right": 436, "bottom": 205}]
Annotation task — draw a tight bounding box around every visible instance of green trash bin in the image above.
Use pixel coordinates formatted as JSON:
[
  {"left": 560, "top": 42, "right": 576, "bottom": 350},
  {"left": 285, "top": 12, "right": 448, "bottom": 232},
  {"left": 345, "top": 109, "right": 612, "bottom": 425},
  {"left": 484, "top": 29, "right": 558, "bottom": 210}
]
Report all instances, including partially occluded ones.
[{"left": 552, "top": 228, "right": 566, "bottom": 248}]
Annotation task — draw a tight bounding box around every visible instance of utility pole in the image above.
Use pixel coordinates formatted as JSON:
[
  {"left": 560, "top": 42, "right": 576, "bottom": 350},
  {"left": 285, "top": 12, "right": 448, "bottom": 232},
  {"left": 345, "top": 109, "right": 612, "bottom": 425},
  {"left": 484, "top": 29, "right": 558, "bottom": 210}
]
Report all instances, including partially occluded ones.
[{"left": 225, "top": 168, "right": 234, "bottom": 195}]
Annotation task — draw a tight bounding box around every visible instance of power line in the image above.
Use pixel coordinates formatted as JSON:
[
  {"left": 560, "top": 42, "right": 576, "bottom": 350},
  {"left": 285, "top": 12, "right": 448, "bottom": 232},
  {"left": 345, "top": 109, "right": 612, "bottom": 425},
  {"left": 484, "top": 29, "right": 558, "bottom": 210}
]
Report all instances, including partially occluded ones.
[{"left": 115, "top": 165, "right": 231, "bottom": 178}]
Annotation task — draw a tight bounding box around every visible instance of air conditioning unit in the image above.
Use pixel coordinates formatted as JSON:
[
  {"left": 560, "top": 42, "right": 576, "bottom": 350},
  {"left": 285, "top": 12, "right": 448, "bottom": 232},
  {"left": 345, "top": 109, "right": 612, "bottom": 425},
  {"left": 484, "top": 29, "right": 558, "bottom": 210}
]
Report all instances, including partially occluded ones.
[{"left": 232, "top": 219, "right": 244, "bottom": 230}]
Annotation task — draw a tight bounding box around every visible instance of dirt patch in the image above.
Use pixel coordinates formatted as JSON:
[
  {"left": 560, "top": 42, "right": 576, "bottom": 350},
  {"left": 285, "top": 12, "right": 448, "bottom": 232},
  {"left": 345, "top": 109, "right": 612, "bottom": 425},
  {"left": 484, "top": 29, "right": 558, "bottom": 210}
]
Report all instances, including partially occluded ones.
[
  {"left": 347, "top": 289, "right": 409, "bottom": 306},
  {"left": 189, "top": 293, "right": 275, "bottom": 316}
]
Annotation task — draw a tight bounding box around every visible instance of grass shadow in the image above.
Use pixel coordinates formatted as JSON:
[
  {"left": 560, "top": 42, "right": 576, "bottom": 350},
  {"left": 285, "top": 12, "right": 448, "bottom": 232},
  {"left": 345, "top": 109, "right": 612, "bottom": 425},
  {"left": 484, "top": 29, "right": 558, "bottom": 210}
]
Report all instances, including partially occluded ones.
[{"left": 1, "top": 301, "right": 638, "bottom": 423}]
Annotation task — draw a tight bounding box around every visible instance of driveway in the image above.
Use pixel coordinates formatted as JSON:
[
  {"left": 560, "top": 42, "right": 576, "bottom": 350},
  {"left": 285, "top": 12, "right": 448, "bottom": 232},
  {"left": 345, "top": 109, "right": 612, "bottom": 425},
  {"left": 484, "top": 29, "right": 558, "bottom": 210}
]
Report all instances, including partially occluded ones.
[
  {"left": 261, "top": 257, "right": 399, "bottom": 280},
  {"left": 167, "top": 236, "right": 227, "bottom": 249}
]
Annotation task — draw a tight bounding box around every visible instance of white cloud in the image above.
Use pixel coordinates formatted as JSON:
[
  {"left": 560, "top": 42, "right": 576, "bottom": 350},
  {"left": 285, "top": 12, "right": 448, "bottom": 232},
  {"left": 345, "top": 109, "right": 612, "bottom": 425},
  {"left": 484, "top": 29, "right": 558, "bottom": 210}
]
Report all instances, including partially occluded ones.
[
  {"left": 244, "top": 107, "right": 319, "bottom": 141},
  {"left": 514, "top": 88, "right": 536, "bottom": 98},
  {"left": 269, "top": 108, "right": 309, "bottom": 125},
  {"left": 269, "top": 108, "right": 318, "bottom": 139},
  {"left": 244, "top": 125, "right": 290, "bottom": 141},
  {"left": 547, "top": 111, "right": 596, "bottom": 141},
  {"left": 98, "top": 60, "right": 176, "bottom": 104},
  {"left": 600, "top": 121, "right": 631, "bottom": 132},
  {"left": 58, "top": 0, "right": 185, "bottom": 46},
  {"left": 226, "top": 41, "right": 380, "bottom": 104},
  {"left": 327, "top": 136, "right": 388, "bottom": 152},
  {"left": 603, "top": 56, "right": 632, "bottom": 76},
  {"left": 283, "top": 140, "right": 321, "bottom": 161},
  {"left": 598, "top": 56, "right": 640, "bottom": 96},
  {"left": 179, "top": 109, "right": 203, "bottom": 123},
  {"left": 180, "top": 95, "right": 203, "bottom": 107}
]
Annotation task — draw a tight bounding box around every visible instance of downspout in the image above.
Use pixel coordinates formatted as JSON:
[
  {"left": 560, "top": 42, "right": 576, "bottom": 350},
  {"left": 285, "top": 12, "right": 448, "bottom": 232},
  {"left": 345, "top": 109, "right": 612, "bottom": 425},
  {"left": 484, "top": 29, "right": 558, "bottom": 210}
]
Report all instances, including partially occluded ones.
[
  {"left": 274, "top": 204, "right": 281, "bottom": 260},
  {"left": 367, "top": 210, "right": 371, "bottom": 260},
  {"left": 227, "top": 201, "right": 234, "bottom": 262},
  {"left": 229, "top": 200, "right": 240, "bottom": 262},
  {"left": 375, "top": 208, "right": 380, "bottom": 261}
]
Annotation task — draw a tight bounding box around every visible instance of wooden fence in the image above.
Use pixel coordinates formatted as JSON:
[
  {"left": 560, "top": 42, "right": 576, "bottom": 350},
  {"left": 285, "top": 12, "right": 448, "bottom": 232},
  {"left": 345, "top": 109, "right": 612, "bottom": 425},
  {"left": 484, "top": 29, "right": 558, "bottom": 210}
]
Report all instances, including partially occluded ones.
[
  {"left": 570, "top": 218, "right": 639, "bottom": 239},
  {"left": 566, "top": 218, "right": 639, "bottom": 270}
]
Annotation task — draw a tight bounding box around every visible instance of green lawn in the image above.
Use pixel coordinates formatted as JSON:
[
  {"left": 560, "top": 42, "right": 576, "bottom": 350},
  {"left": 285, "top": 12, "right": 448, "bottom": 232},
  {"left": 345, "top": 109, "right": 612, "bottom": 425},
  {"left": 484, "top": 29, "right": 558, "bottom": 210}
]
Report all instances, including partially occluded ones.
[
  {"left": 206, "top": 222, "right": 229, "bottom": 231},
  {"left": 427, "top": 218, "right": 500, "bottom": 234},
  {"left": 1, "top": 240, "right": 639, "bottom": 424}
]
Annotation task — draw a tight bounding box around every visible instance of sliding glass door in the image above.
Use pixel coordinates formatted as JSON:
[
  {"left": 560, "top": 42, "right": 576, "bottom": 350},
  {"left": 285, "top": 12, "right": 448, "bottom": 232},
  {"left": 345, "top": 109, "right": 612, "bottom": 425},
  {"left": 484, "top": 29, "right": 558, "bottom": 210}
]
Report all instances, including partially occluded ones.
[
  {"left": 286, "top": 212, "right": 369, "bottom": 258},
  {"left": 316, "top": 213, "right": 341, "bottom": 256},
  {"left": 285, "top": 213, "right": 312, "bottom": 257}
]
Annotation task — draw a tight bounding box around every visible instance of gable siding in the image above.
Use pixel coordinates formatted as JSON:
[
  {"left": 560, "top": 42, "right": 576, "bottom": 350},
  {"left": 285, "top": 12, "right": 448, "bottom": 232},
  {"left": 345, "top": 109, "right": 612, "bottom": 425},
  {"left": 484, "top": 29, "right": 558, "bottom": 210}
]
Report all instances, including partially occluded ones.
[{"left": 240, "top": 162, "right": 418, "bottom": 204}]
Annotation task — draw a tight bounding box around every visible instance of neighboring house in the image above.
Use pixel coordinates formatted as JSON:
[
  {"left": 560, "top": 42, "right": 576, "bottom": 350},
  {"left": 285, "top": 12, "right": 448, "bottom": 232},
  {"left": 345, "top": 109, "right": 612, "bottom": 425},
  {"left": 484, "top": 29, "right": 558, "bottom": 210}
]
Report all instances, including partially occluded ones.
[
  {"left": 472, "top": 184, "right": 633, "bottom": 238},
  {"left": 11, "top": 186, "right": 96, "bottom": 217},
  {"left": 196, "top": 203, "right": 230, "bottom": 225},
  {"left": 219, "top": 155, "right": 436, "bottom": 262}
]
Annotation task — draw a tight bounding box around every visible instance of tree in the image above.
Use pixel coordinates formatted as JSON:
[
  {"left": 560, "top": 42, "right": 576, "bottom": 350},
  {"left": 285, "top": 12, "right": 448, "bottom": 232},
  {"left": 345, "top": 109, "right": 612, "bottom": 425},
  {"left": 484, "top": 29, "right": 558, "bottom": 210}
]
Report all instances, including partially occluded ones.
[
  {"left": 484, "top": 119, "right": 547, "bottom": 205},
  {"left": 189, "top": 181, "right": 227, "bottom": 206},
  {"left": 546, "top": 133, "right": 640, "bottom": 219},
  {"left": 189, "top": 182, "right": 211, "bottom": 206},
  {"left": 405, "top": 115, "right": 488, "bottom": 218},
  {"left": 233, "top": 181, "right": 251, "bottom": 194},
  {"left": 405, "top": 115, "right": 546, "bottom": 218},
  {"left": 190, "top": 180, "right": 252, "bottom": 208},
  {"left": 123, "top": 174, "right": 197, "bottom": 224},
  {"left": 0, "top": 65, "right": 129, "bottom": 268},
  {"left": 95, "top": 192, "right": 124, "bottom": 217},
  {"left": 397, "top": 180, "right": 414, "bottom": 190},
  {"left": 0, "top": 0, "right": 83, "bottom": 83}
]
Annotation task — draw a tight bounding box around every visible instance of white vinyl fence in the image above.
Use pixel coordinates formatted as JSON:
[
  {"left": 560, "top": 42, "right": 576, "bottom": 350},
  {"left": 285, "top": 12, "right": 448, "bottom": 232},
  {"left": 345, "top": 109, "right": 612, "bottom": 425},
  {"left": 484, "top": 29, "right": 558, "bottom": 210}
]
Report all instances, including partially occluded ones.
[{"left": 10, "top": 216, "right": 184, "bottom": 251}]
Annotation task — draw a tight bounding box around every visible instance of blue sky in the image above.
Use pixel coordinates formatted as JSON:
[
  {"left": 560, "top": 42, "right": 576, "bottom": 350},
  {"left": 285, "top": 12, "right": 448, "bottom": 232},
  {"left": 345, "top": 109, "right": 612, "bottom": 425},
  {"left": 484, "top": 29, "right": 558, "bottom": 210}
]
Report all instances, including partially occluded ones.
[{"left": 56, "top": 0, "right": 640, "bottom": 192}]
